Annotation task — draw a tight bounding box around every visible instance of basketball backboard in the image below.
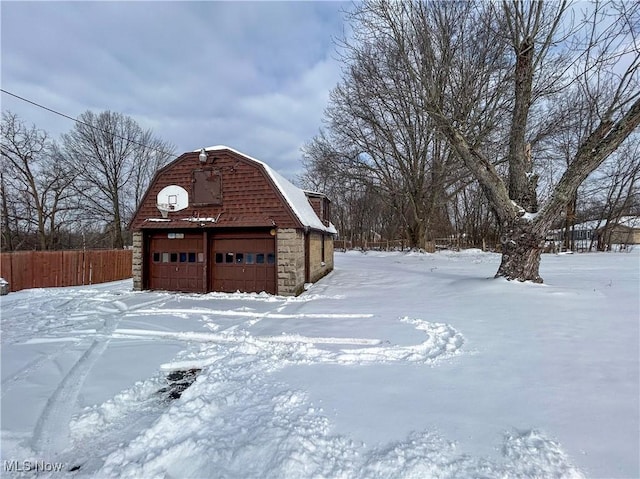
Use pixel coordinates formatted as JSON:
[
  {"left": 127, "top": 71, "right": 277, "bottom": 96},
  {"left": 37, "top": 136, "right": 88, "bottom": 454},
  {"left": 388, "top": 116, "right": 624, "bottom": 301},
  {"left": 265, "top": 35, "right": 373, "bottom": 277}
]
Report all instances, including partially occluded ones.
[{"left": 156, "top": 185, "right": 189, "bottom": 215}]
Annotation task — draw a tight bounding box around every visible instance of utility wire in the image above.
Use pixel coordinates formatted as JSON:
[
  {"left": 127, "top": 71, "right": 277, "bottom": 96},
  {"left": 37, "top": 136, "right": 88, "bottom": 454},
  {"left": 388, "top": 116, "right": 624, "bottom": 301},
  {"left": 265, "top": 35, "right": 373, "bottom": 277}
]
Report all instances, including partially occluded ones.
[{"left": 1, "top": 88, "right": 176, "bottom": 158}]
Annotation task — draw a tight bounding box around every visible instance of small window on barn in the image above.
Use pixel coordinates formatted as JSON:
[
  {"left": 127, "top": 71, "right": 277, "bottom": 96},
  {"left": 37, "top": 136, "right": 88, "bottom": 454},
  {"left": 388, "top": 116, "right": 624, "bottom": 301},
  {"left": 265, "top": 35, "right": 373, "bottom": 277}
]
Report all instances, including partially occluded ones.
[
  {"left": 197, "top": 253, "right": 204, "bottom": 263},
  {"left": 162, "top": 253, "right": 170, "bottom": 263},
  {"left": 192, "top": 169, "right": 222, "bottom": 205},
  {"left": 180, "top": 253, "right": 187, "bottom": 263},
  {"left": 225, "top": 252, "right": 234, "bottom": 263},
  {"left": 246, "top": 253, "right": 255, "bottom": 264},
  {"left": 153, "top": 252, "right": 161, "bottom": 263},
  {"left": 170, "top": 253, "right": 178, "bottom": 262},
  {"left": 188, "top": 252, "right": 196, "bottom": 263},
  {"left": 256, "top": 253, "right": 265, "bottom": 264},
  {"left": 215, "top": 253, "right": 223, "bottom": 263},
  {"left": 267, "top": 253, "right": 275, "bottom": 264},
  {"left": 236, "top": 253, "right": 244, "bottom": 264}
]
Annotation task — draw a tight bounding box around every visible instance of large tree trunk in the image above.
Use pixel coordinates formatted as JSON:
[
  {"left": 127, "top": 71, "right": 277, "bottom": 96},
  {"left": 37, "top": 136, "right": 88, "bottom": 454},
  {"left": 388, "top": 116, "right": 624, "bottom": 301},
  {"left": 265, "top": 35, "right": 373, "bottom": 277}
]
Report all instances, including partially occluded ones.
[
  {"left": 0, "top": 172, "right": 13, "bottom": 252},
  {"left": 405, "top": 220, "right": 425, "bottom": 249},
  {"left": 495, "top": 219, "right": 545, "bottom": 283}
]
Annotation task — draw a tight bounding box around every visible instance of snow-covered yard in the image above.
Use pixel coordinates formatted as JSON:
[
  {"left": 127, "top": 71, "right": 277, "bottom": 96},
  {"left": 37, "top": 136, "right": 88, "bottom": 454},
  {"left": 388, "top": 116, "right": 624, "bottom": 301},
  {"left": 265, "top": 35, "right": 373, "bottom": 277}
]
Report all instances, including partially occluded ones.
[{"left": 1, "top": 249, "right": 638, "bottom": 478}]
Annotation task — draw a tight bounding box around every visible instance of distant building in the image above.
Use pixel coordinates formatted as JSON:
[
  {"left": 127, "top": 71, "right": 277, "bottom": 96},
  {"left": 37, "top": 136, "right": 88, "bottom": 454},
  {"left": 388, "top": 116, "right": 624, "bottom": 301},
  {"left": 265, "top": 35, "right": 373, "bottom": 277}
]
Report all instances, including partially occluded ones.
[
  {"left": 549, "top": 216, "right": 640, "bottom": 251},
  {"left": 597, "top": 217, "right": 640, "bottom": 247},
  {"left": 129, "top": 146, "right": 336, "bottom": 295}
]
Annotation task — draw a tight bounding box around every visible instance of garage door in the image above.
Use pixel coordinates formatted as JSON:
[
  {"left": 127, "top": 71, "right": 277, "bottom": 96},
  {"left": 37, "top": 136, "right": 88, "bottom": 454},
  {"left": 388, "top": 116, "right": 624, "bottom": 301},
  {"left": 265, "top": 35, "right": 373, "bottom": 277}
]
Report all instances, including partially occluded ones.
[
  {"left": 148, "top": 232, "right": 205, "bottom": 292},
  {"left": 211, "top": 236, "right": 276, "bottom": 294}
]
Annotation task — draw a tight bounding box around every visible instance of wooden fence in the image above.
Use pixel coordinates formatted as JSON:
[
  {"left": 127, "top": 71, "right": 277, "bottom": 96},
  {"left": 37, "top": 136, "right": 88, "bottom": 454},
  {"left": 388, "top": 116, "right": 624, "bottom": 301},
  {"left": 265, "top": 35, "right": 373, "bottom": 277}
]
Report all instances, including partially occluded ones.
[
  {"left": 333, "top": 238, "right": 500, "bottom": 253},
  {"left": 0, "top": 249, "right": 133, "bottom": 293}
]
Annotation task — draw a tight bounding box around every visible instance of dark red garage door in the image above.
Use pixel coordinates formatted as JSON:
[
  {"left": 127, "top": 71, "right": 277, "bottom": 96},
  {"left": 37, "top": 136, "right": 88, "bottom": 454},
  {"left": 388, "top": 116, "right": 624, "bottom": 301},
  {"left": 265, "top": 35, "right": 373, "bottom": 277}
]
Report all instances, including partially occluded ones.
[
  {"left": 148, "top": 232, "right": 205, "bottom": 292},
  {"left": 211, "top": 236, "right": 276, "bottom": 294}
]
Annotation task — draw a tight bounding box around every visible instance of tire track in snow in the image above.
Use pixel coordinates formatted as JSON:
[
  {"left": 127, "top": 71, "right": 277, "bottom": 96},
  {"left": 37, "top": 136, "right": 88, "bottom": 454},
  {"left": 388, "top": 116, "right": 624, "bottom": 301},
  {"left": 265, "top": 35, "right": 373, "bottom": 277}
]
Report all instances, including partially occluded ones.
[
  {"left": 1, "top": 345, "right": 71, "bottom": 398},
  {"left": 29, "top": 296, "right": 168, "bottom": 460},
  {"left": 129, "top": 308, "right": 374, "bottom": 320},
  {"left": 31, "top": 328, "right": 114, "bottom": 458},
  {"left": 155, "top": 316, "right": 464, "bottom": 372},
  {"left": 111, "top": 328, "right": 382, "bottom": 346}
]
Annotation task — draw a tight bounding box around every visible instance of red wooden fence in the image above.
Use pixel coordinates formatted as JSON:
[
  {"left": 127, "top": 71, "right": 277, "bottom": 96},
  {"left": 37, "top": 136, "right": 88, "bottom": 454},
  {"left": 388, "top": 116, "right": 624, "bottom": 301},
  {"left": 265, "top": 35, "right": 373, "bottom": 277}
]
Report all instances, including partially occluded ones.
[{"left": 0, "top": 250, "right": 133, "bottom": 293}]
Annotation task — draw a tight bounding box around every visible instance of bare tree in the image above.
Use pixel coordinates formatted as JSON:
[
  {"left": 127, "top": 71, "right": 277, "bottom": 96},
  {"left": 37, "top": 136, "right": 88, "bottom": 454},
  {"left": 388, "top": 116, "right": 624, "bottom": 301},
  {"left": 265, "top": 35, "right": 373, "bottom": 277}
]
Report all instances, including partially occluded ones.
[
  {"left": 341, "top": 0, "right": 639, "bottom": 281},
  {"left": 0, "top": 167, "right": 16, "bottom": 250},
  {"left": 322, "top": 49, "right": 440, "bottom": 247},
  {"left": 300, "top": 134, "right": 400, "bottom": 246},
  {"left": 305, "top": 1, "right": 518, "bottom": 249},
  {"left": 127, "top": 129, "right": 174, "bottom": 220},
  {"left": 62, "top": 111, "right": 174, "bottom": 249},
  {"left": 1, "top": 111, "right": 76, "bottom": 250},
  {"left": 450, "top": 179, "right": 501, "bottom": 249}
]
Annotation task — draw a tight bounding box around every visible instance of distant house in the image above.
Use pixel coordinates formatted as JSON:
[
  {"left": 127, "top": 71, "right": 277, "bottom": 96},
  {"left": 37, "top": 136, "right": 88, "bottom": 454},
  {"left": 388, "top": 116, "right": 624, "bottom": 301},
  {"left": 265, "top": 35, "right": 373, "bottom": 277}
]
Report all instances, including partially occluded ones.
[
  {"left": 129, "top": 145, "right": 336, "bottom": 295},
  {"left": 597, "top": 216, "right": 640, "bottom": 247},
  {"left": 549, "top": 216, "right": 640, "bottom": 250}
]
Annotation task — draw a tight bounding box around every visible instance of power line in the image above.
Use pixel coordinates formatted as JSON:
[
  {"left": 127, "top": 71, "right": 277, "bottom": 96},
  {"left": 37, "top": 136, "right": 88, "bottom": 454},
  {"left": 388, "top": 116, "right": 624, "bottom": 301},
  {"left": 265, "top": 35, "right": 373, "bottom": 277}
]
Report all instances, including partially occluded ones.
[{"left": 0, "top": 88, "right": 176, "bottom": 158}]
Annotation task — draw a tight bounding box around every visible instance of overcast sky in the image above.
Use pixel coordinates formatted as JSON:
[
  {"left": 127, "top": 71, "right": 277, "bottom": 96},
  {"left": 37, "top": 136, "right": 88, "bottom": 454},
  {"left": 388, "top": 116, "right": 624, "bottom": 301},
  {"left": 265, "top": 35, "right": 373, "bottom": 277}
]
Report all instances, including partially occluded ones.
[{"left": 1, "top": 1, "right": 350, "bottom": 180}]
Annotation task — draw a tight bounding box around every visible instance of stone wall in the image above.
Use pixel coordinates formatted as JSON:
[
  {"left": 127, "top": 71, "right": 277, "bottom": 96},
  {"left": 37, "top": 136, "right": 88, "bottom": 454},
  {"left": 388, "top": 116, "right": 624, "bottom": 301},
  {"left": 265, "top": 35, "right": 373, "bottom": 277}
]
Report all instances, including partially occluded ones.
[
  {"left": 276, "top": 228, "right": 305, "bottom": 296},
  {"left": 132, "top": 231, "right": 143, "bottom": 291},
  {"left": 307, "top": 232, "right": 334, "bottom": 283}
]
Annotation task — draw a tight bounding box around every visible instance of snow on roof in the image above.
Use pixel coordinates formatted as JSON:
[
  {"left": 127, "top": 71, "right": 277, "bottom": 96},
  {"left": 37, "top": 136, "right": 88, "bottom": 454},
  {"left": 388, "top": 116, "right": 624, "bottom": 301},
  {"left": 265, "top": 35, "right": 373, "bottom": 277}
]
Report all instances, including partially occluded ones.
[
  {"left": 618, "top": 216, "right": 640, "bottom": 228},
  {"left": 198, "top": 146, "right": 336, "bottom": 234},
  {"left": 303, "top": 190, "right": 328, "bottom": 198}
]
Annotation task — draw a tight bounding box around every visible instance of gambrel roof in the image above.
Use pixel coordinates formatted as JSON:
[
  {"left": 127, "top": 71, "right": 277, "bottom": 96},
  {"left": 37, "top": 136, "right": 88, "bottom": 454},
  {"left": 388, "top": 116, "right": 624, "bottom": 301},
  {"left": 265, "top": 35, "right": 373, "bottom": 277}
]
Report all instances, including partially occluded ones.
[
  {"left": 199, "top": 146, "right": 336, "bottom": 234},
  {"left": 130, "top": 145, "right": 336, "bottom": 234}
]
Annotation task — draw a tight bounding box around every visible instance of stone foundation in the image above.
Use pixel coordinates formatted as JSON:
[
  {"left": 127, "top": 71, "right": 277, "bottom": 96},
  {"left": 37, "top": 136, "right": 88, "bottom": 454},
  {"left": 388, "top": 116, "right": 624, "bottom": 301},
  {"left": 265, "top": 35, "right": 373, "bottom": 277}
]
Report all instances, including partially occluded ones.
[{"left": 132, "top": 231, "right": 143, "bottom": 291}]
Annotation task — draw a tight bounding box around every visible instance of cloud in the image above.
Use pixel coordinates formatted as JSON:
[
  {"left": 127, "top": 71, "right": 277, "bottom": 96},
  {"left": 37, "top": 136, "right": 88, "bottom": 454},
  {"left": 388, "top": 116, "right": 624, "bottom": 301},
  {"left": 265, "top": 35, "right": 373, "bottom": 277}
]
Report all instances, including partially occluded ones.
[
  {"left": 234, "top": 56, "right": 343, "bottom": 177},
  {"left": 1, "top": 1, "right": 350, "bottom": 178}
]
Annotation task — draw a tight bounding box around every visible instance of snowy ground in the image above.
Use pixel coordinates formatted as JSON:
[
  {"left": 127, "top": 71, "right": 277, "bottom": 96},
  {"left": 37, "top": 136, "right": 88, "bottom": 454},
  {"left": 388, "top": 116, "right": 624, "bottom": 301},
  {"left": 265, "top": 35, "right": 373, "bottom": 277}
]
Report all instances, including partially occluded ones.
[{"left": 1, "top": 249, "right": 638, "bottom": 478}]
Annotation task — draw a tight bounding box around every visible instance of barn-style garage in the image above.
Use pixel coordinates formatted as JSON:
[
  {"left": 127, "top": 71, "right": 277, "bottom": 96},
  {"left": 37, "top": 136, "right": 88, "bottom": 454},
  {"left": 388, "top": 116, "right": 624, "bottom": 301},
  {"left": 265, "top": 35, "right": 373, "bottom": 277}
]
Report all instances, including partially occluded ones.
[{"left": 129, "top": 145, "right": 336, "bottom": 295}]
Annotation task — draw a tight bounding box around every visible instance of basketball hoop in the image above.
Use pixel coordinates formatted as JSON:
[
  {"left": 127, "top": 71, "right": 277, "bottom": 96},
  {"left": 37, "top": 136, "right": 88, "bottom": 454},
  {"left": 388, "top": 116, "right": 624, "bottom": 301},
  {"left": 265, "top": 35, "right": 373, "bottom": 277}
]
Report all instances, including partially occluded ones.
[
  {"left": 156, "top": 185, "right": 188, "bottom": 218},
  {"left": 156, "top": 203, "right": 174, "bottom": 219}
]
